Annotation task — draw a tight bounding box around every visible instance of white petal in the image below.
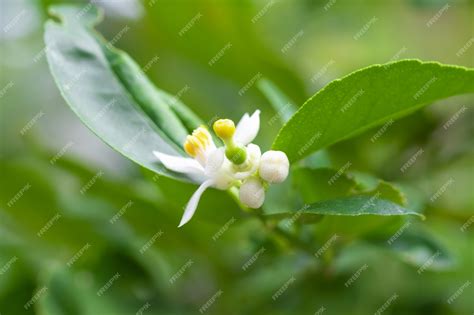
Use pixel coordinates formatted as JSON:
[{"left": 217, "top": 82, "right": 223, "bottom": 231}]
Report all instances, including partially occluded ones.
[
  {"left": 234, "top": 110, "right": 260, "bottom": 145},
  {"left": 204, "top": 147, "right": 225, "bottom": 176},
  {"left": 153, "top": 151, "right": 205, "bottom": 181},
  {"left": 178, "top": 180, "right": 214, "bottom": 227}
]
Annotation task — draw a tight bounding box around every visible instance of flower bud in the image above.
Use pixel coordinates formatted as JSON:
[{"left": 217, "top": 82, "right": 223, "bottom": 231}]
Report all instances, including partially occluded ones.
[
  {"left": 213, "top": 119, "right": 235, "bottom": 140},
  {"left": 239, "top": 177, "right": 265, "bottom": 208},
  {"left": 259, "top": 150, "right": 289, "bottom": 184}
]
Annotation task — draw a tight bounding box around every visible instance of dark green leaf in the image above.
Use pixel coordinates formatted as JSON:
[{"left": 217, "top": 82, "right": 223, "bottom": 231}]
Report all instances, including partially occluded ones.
[
  {"left": 273, "top": 60, "right": 474, "bottom": 162},
  {"left": 44, "top": 5, "right": 198, "bottom": 181}
]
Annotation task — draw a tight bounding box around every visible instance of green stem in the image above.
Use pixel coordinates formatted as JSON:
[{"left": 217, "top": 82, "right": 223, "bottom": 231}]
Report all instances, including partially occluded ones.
[{"left": 227, "top": 190, "right": 315, "bottom": 254}]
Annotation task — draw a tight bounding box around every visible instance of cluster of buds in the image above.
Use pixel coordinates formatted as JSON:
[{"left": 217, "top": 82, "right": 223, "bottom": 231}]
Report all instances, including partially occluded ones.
[{"left": 212, "top": 118, "right": 289, "bottom": 209}]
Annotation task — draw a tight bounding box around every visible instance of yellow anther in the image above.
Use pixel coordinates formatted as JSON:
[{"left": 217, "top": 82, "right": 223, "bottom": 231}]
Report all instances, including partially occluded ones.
[
  {"left": 183, "top": 127, "right": 211, "bottom": 157},
  {"left": 184, "top": 136, "right": 197, "bottom": 157},
  {"left": 213, "top": 119, "right": 235, "bottom": 140},
  {"left": 193, "top": 127, "right": 210, "bottom": 146}
]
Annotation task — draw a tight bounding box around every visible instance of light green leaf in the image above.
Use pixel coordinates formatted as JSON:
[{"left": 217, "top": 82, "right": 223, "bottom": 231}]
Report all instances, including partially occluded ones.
[
  {"left": 273, "top": 60, "right": 474, "bottom": 162},
  {"left": 44, "top": 5, "right": 198, "bottom": 181}
]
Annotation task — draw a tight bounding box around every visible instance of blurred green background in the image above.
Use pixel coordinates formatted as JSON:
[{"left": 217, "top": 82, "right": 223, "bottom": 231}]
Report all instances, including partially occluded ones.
[{"left": 1, "top": 0, "right": 473, "bottom": 314}]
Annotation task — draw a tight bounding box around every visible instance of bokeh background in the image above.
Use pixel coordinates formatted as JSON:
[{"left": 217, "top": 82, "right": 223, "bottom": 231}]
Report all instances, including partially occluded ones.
[{"left": 0, "top": 0, "right": 473, "bottom": 314}]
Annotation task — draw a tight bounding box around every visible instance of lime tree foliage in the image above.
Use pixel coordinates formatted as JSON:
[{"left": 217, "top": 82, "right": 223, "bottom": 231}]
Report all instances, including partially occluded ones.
[{"left": 1, "top": 3, "right": 471, "bottom": 314}]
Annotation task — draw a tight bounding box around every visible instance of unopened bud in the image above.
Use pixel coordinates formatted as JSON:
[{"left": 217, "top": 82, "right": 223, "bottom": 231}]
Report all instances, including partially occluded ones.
[
  {"left": 259, "top": 151, "right": 289, "bottom": 184},
  {"left": 239, "top": 177, "right": 265, "bottom": 208}
]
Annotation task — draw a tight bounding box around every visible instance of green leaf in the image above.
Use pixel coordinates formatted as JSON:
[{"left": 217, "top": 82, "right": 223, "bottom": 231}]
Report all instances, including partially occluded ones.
[
  {"left": 266, "top": 195, "right": 425, "bottom": 221},
  {"left": 369, "top": 229, "right": 455, "bottom": 271},
  {"left": 359, "top": 180, "right": 408, "bottom": 207},
  {"left": 293, "top": 167, "right": 409, "bottom": 207},
  {"left": 44, "top": 5, "right": 197, "bottom": 181},
  {"left": 273, "top": 60, "right": 474, "bottom": 162},
  {"left": 304, "top": 196, "right": 423, "bottom": 218},
  {"left": 257, "top": 78, "right": 297, "bottom": 123},
  {"left": 101, "top": 47, "right": 189, "bottom": 146}
]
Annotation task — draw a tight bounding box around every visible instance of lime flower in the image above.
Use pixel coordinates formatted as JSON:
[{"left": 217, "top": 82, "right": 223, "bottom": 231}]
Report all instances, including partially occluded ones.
[{"left": 154, "top": 110, "right": 289, "bottom": 227}]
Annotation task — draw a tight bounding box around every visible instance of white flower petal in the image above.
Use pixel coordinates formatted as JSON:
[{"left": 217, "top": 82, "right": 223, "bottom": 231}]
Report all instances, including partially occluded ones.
[
  {"left": 204, "top": 147, "right": 225, "bottom": 176},
  {"left": 178, "top": 179, "right": 214, "bottom": 227},
  {"left": 153, "top": 151, "right": 205, "bottom": 181},
  {"left": 234, "top": 110, "right": 260, "bottom": 145}
]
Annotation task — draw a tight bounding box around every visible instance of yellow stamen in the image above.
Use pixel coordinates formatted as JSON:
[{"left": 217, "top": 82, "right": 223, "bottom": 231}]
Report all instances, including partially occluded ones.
[
  {"left": 184, "top": 136, "right": 197, "bottom": 157},
  {"left": 193, "top": 128, "right": 210, "bottom": 146},
  {"left": 183, "top": 127, "right": 212, "bottom": 157}
]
